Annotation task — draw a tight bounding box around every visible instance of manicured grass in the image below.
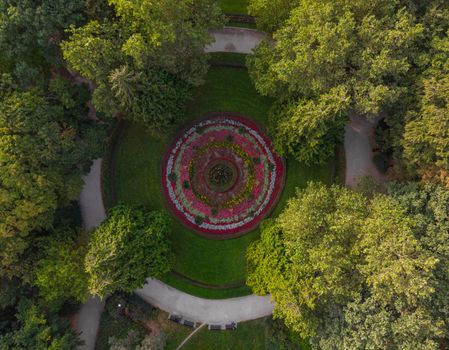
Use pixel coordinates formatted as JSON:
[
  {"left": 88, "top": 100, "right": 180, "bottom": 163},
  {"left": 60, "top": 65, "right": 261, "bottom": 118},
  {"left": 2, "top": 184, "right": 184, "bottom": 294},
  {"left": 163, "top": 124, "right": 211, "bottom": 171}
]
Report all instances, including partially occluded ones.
[
  {"left": 105, "top": 64, "right": 334, "bottom": 298},
  {"left": 219, "top": 0, "right": 249, "bottom": 14},
  {"left": 209, "top": 52, "right": 247, "bottom": 66},
  {"left": 184, "top": 318, "right": 267, "bottom": 350},
  {"left": 183, "top": 317, "right": 311, "bottom": 350},
  {"left": 161, "top": 273, "right": 252, "bottom": 299}
]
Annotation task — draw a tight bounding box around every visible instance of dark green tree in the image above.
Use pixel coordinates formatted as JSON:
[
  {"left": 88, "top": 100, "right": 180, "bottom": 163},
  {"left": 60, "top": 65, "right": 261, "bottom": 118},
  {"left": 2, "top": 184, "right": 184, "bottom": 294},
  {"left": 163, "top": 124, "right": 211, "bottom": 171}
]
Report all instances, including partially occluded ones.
[
  {"left": 0, "top": 298, "right": 80, "bottom": 349},
  {"left": 0, "top": 0, "right": 86, "bottom": 86},
  {"left": 62, "top": 0, "right": 223, "bottom": 132},
  {"left": 0, "top": 84, "right": 105, "bottom": 278}
]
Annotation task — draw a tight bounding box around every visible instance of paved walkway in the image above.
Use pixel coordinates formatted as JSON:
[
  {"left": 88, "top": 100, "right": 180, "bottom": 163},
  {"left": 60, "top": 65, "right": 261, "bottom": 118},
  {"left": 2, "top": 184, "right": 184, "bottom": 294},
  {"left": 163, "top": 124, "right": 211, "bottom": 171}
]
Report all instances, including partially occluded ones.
[
  {"left": 136, "top": 279, "right": 273, "bottom": 324},
  {"left": 344, "top": 113, "right": 387, "bottom": 188},
  {"left": 75, "top": 159, "right": 106, "bottom": 350},
  {"left": 75, "top": 28, "right": 271, "bottom": 350},
  {"left": 205, "top": 27, "right": 265, "bottom": 54}
]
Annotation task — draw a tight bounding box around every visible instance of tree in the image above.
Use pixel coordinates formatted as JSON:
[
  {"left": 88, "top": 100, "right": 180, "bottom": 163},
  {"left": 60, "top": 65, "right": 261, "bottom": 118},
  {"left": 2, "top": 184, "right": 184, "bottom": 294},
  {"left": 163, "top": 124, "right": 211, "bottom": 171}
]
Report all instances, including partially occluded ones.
[
  {"left": 403, "top": 30, "right": 449, "bottom": 175},
  {"left": 248, "top": 0, "right": 297, "bottom": 33},
  {"left": 247, "top": 0, "right": 426, "bottom": 164},
  {"left": 315, "top": 192, "right": 446, "bottom": 350},
  {"left": 0, "top": 85, "right": 105, "bottom": 278},
  {"left": 109, "top": 65, "right": 190, "bottom": 133},
  {"left": 0, "top": 0, "right": 86, "bottom": 86},
  {"left": 34, "top": 232, "right": 88, "bottom": 309},
  {"left": 248, "top": 183, "right": 449, "bottom": 348},
  {"left": 247, "top": 183, "right": 367, "bottom": 337},
  {"left": 269, "top": 86, "right": 350, "bottom": 164},
  {"left": 0, "top": 298, "right": 80, "bottom": 349},
  {"left": 85, "top": 205, "right": 174, "bottom": 297},
  {"left": 62, "top": 0, "right": 223, "bottom": 131}
]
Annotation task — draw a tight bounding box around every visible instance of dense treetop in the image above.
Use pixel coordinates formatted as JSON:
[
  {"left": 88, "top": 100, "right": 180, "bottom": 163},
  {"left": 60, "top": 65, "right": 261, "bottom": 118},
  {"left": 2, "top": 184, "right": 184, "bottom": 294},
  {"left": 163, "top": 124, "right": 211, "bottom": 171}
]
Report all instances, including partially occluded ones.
[
  {"left": 62, "top": 0, "right": 223, "bottom": 132},
  {"left": 247, "top": 182, "right": 449, "bottom": 349},
  {"left": 248, "top": 0, "right": 449, "bottom": 173},
  {"left": 85, "top": 205, "right": 174, "bottom": 298}
]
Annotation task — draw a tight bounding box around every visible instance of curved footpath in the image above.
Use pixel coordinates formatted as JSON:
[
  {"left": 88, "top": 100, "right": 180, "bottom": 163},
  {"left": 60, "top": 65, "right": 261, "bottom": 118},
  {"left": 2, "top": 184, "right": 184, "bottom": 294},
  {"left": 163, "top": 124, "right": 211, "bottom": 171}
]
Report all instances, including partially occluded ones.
[{"left": 74, "top": 28, "right": 268, "bottom": 350}]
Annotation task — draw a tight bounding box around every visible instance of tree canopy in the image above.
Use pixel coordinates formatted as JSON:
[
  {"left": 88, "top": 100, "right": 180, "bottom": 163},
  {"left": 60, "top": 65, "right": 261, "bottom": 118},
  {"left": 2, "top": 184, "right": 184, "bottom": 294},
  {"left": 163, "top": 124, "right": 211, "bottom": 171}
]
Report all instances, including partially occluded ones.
[
  {"left": 247, "top": 182, "right": 449, "bottom": 348},
  {"left": 61, "top": 0, "right": 223, "bottom": 132},
  {"left": 247, "top": 0, "right": 449, "bottom": 166},
  {"left": 0, "top": 84, "right": 104, "bottom": 278},
  {"left": 85, "top": 205, "right": 175, "bottom": 298}
]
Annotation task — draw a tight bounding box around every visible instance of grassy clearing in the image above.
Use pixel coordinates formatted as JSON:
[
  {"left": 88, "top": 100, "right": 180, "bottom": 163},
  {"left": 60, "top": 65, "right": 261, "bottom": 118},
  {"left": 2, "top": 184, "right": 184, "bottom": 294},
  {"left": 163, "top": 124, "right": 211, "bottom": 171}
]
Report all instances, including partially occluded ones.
[
  {"left": 105, "top": 63, "right": 334, "bottom": 298},
  {"left": 219, "top": 0, "right": 249, "bottom": 14}
]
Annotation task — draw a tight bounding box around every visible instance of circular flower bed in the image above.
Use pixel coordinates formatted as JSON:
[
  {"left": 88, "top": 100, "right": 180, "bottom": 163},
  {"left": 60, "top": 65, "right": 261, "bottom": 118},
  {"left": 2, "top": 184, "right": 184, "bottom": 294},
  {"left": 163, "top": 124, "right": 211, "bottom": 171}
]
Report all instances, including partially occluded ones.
[{"left": 162, "top": 115, "right": 285, "bottom": 236}]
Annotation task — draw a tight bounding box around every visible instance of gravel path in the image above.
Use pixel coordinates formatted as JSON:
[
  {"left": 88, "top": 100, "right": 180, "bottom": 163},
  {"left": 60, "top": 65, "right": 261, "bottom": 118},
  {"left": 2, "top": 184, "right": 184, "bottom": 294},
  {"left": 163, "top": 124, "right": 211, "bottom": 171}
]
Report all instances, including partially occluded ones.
[
  {"left": 205, "top": 27, "right": 265, "bottom": 54},
  {"left": 75, "top": 28, "right": 272, "bottom": 350},
  {"left": 344, "top": 114, "right": 387, "bottom": 188}
]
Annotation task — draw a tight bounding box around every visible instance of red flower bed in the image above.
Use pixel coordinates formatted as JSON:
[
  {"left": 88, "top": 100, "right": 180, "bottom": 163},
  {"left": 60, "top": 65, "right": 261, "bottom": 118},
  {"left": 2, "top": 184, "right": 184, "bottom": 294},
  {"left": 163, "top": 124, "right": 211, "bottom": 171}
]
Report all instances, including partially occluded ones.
[{"left": 162, "top": 115, "right": 285, "bottom": 236}]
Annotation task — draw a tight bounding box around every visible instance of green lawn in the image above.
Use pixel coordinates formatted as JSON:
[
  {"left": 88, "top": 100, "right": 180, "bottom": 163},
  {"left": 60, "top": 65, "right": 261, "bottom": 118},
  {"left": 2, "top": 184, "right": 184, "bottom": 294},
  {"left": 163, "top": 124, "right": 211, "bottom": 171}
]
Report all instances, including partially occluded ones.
[
  {"left": 104, "top": 62, "right": 334, "bottom": 298},
  {"left": 184, "top": 318, "right": 266, "bottom": 350},
  {"left": 183, "top": 318, "right": 311, "bottom": 350},
  {"left": 219, "top": 0, "right": 249, "bottom": 14}
]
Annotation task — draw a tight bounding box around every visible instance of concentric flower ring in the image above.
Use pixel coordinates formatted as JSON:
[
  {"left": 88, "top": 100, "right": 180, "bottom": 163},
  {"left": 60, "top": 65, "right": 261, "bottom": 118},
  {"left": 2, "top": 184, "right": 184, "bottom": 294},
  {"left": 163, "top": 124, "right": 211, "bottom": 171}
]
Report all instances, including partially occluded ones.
[{"left": 162, "top": 115, "right": 285, "bottom": 236}]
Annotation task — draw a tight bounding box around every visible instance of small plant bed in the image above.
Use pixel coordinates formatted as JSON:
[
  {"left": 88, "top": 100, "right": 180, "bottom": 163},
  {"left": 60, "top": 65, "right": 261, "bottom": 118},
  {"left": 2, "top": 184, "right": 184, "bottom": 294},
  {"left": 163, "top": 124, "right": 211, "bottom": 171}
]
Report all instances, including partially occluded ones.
[{"left": 162, "top": 115, "right": 285, "bottom": 236}]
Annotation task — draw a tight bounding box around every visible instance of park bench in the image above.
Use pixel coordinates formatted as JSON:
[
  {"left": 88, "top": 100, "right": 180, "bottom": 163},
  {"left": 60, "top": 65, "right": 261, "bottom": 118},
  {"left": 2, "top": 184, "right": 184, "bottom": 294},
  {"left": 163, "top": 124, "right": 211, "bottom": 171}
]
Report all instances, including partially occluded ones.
[
  {"left": 208, "top": 324, "right": 222, "bottom": 331},
  {"left": 168, "top": 314, "right": 182, "bottom": 324}
]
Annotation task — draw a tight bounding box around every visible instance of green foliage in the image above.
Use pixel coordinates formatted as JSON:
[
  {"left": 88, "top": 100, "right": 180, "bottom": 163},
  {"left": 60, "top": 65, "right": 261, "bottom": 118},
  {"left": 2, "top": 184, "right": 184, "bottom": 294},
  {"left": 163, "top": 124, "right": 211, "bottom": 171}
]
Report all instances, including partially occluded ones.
[
  {"left": 248, "top": 183, "right": 367, "bottom": 337},
  {"left": 109, "top": 66, "right": 190, "bottom": 133},
  {"left": 85, "top": 205, "right": 175, "bottom": 298},
  {"left": 0, "top": 298, "right": 80, "bottom": 349},
  {"left": 247, "top": 0, "right": 433, "bottom": 164},
  {"left": 62, "top": 0, "right": 223, "bottom": 132},
  {"left": 269, "top": 86, "right": 350, "bottom": 164},
  {"left": 248, "top": 182, "right": 449, "bottom": 348},
  {"left": 403, "top": 30, "right": 449, "bottom": 173},
  {"left": 0, "top": 86, "right": 105, "bottom": 278},
  {"left": 359, "top": 195, "right": 437, "bottom": 305},
  {"left": 248, "top": 0, "right": 296, "bottom": 32},
  {"left": 34, "top": 233, "right": 88, "bottom": 309},
  {"left": 0, "top": 0, "right": 86, "bottom": 85}
]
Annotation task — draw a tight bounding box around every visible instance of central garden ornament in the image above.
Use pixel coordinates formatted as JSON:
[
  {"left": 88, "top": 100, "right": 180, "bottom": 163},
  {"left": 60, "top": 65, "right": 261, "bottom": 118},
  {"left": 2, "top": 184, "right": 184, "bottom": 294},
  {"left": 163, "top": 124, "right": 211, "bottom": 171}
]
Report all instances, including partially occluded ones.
[{"left": 162, "top": 115, "right": 285, "bottom": 236}]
